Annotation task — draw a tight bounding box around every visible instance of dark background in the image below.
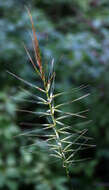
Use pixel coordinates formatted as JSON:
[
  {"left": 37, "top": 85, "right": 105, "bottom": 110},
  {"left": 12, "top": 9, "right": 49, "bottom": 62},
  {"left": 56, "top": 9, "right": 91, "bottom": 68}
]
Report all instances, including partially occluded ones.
[{"left": 0, "top": 0, "right": 109, "bottom": 190}]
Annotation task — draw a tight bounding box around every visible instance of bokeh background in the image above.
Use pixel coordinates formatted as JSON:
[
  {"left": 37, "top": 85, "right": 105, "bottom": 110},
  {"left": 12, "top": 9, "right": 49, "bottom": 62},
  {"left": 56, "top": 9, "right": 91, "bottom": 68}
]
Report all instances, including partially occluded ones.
[{"left": 0, "top": 0, "right": 109, "bottom": 190}]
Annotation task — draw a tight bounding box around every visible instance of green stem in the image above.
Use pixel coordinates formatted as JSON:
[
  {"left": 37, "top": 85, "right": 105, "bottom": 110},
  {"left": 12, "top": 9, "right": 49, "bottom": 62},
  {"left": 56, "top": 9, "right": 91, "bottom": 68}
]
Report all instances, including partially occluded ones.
[
  {"left": 43, "top": 80, "right": 68, "bottom": 174},
  {"left": 42, "top": 78, "right": 73, "bottom": 189}
]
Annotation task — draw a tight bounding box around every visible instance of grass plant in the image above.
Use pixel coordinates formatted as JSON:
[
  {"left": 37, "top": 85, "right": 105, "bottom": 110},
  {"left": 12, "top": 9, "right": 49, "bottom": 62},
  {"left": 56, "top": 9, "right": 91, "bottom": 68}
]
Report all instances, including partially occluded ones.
[{"left": 7, "top": 8, "right": 95, "bottom": 182}]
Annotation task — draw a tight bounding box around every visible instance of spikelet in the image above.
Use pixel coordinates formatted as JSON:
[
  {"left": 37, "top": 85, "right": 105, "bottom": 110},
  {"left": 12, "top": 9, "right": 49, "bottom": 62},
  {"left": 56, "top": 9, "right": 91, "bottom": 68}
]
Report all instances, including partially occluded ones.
[{"left": 27, "top": 8, "right": 44, "bottom": 79}]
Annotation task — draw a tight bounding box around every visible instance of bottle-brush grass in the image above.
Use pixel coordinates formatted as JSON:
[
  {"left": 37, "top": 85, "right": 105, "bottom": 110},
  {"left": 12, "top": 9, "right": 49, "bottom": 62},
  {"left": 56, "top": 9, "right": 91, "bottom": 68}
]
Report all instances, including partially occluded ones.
[{"left": 7, "top": 8, "right": 95, "bottom": 178}]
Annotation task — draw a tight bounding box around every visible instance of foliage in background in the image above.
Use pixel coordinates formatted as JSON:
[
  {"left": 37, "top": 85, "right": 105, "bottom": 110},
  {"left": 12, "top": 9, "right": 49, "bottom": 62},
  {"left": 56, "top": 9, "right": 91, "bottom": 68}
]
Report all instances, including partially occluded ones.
[{"left": 0, "top": 0, "right": 109, "bottom": 189}]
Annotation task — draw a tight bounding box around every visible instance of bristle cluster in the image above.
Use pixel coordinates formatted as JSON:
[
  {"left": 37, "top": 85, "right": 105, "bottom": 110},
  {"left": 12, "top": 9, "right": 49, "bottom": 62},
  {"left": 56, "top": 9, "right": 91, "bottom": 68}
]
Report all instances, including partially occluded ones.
[{"left": 7, "top": 9, "right": 94, "bottom": 177}]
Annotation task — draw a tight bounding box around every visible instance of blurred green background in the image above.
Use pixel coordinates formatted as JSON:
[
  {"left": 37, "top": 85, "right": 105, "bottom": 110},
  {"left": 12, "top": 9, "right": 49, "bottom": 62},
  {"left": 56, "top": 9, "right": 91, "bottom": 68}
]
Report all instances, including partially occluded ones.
[{"left": 0, "top": 0, "right": 109, "bottom": 190}]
